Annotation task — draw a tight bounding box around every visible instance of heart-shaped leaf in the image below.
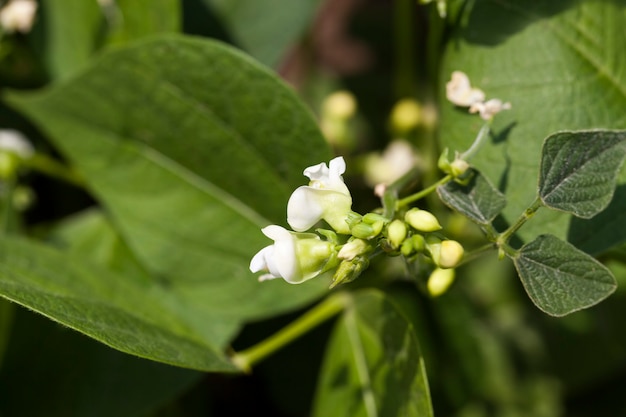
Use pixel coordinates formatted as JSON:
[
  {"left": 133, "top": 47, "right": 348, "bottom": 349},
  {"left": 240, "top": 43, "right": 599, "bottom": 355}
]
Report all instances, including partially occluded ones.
[
  {"left": 539, "top": 130, "right": 626, "bottom": 218},
  {"left": 513, "top": 234, "right": 617, "bottom": 316},
  {"left": 437, "top": 168, "right": 506, "bottom": 225},
  {"left": 313, "top": 290, "right": 433, "bottom": 417}
]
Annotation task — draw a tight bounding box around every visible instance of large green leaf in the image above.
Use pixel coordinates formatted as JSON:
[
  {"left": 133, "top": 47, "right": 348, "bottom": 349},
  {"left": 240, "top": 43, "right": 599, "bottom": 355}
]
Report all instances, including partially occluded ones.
[
  {"left": 313, "top": 290, "right": 433, "bottom": 417},
  {"left": 205, "top": 0, "right": 321, "bottom": 67},
  {"left": 105, "top": 0, "right": 180, "bottom": 46},
  {"left": 440, "top": 0, "right": 626, "bottom": 249},
  {"left": 0, "top": 307, "right": 201, "bottom": 417},
  {"left": 37, "top": 0, "right": 181, "bottom": 80},
  {"left": 513, "top": 234, "right": 617, "bottom": 316},
  {"left": 0, "top": 235, "right": 236, "bottom": 371},
  {"left": 8, "top": 35, "right": 330, "bottom": 322},
  {"left": 538, "top": 130, "right": 626, "bottom": 218},
  {"left": 37, "top": 0, "right": 102, "bottom": 80}
]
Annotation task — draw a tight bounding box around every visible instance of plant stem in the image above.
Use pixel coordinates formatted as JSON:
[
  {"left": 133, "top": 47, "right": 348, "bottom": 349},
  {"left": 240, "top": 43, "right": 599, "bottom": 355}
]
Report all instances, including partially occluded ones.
[
  {"left": 497, "top": 197, "right": 544, "bottom": 246},
  {"left": 230, "top": 292, "right": 349, "bottom": 372},
  {"left": 396, "top": 174, "right": 452, "bottom": 209},
  {"left": 460, "top": 121, "right": 491, "bottom": 161},
  {"left": 457, "top": 242, "right": 496, "bottom": 267},
  {"left": 382, "top": 167, "right": 421, "bottom": 218},
  {"left": 25, "top": 154, "right": 84, "bottom": 187}
]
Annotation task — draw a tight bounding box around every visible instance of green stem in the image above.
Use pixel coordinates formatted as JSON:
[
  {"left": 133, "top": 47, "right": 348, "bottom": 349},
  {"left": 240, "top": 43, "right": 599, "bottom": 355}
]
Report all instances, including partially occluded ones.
[
  {"left": 382, "top": 167, "right": 421, "bottom": 218},
  {"left": 460, "top": 121, "right": 491, "bottom": 161},
  {"left": 396, "top": 174, "right": 452, "bottom": 209},
  {"left": 24, "top": 154, "right": 84, "bottom": 187},
  {"left": 497, "top": 197, "right": 544, "bottom": 246},
  {"left": 230, "top": 292, "right": 349, "bottom": 372},
  {"left": 457, "top": 242, "right": 496, "bottom": 267}
]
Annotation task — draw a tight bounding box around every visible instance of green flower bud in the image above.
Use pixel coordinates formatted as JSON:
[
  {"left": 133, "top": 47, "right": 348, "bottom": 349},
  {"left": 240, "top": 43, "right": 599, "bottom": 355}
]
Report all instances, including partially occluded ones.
[
  {"left": 330, "top": 256, "right": 369, "bottom": 289},
  {"left": 390, "top": 98, "right": 422, "bottom": 133},
  {"left": 405, "top": 208, "right": 442, "bottom": 232},
  {"left": 401, "top": 238, "right": 415, "bottom": 257},
  {"left": 387, "top": 219, "right": 407, "bottom": 249},
  {"left": 351, "top": 222, "right": 376, "bottom": 239},
  {"left": 411, "top": 234, "right": 426, "bottom": 252},
  {"left": 427, "top": 268, "right": 455, "bottom": 297},
  {"left": 450, "top": 158, "right": 470, "bottom": 177}
]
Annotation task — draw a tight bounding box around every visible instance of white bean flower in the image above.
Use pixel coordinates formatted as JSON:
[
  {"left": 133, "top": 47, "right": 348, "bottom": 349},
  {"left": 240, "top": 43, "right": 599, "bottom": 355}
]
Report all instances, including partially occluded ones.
[
  {"left": 250, "top": 225, "right": 336, "bottom": 284},
  {"left": 287, "top": 156, "right": 353, "bottom": 234},
  {"left": 0, "top": 0, "right": 37, "bottom": 34},
  {"left": 0, "top": 129, "right": 34, "bottom": 158},
  {"left": 446, "top": 71, "right": 485, "bottom": 107},
  {"left": 469, "top": 98, "right": 512, "bottom": 120}
]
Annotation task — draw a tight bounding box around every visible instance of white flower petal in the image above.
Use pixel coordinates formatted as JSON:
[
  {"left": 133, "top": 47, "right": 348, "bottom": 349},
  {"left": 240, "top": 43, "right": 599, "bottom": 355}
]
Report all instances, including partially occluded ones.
[
  {"left": 287, "top": 187, "right": 325, "bottom": 232},
  {"left": 261, "top": 225, "right": 300, "bottom": 283},
  {"left": 0, "top": 129, "right": 34, "bottom": 158},
  {"left": 446, "top": 71, "right": 485, "bottom": 107}
]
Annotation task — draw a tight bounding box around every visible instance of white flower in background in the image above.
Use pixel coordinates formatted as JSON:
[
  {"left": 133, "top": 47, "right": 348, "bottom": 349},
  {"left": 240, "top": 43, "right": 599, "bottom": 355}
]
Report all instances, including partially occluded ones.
[
  {"left": 249, "top": 225, "right": 335, "bottom": 284},
  {"left": 447, "top": 71, "right": 511, "bottom": 120},
  {"left": 446, "top": 71, "right": 485, "bottom": 107},
  {"left": 0, "top": 0, "right": 37, "bottom": 34},
  {"left": 287, "top": 156, "right": 353, "bottom": 234},
  {"left": 364, "top": 140, "right": 419, "bottom": 197},
  {"left": 469, "top": 98, "right": 512, "bottom": 121},
  {"left": 0, "top": 129, "right": 34, "bottom": 158}
]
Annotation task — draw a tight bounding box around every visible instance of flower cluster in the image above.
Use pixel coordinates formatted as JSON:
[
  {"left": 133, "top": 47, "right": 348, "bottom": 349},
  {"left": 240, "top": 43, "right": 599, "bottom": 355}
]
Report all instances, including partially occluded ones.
[
  {"left": 250, "top": 156, "right": 464, "bottom": 293},
  {"left": 446, "top": 71, "right": 511, "bottom": 120}
]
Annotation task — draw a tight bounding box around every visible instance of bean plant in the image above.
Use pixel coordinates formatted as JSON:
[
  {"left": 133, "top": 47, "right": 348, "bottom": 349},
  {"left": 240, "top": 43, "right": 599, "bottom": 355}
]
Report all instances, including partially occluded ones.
[{"left": 1, "top": 1, "right": 626, "bottom": 416}]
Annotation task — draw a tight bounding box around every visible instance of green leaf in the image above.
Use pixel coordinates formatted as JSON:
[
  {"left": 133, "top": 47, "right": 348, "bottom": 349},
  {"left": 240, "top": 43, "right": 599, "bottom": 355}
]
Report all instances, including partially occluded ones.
[
  {"left": 538, "top": 130, "right": 626, "bottom": 218},
  {"left": 0, "top": 308, "right": 201, "bottom": 417},
  {"left": 437, "top": 168, "right": 506, "bottom": 225},
  {"left": 313, "top": 290, "right": 433, "bottom": 417},
  {"left": 7, "top": 35, "right": 331, "bottom": 340},
  {"left": 513, "top": 234, "right": 617, "bottom": 316},
  {"left": 440, "top": 0, "right": 626, "bottom": 246},
  {"left": 567, "top": 185, "right": 626, "bottom": 255},
  {"left": 205, "top": 0, "right": 320, "bottom": 67},
  {"left": 0, "top": 235, "right": 237, "bottom": 371},
  {"left": 104, "top": 0, "right": 181, "bottom": 46},
  {"left": 37, "top": 0, "right": 103, "bottom": 80}
]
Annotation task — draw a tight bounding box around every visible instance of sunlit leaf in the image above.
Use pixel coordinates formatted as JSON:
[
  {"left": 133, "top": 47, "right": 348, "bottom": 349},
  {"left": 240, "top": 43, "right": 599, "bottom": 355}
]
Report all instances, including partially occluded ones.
[{"left": 539, "top": 130, "right": 626, "bottom": 218}]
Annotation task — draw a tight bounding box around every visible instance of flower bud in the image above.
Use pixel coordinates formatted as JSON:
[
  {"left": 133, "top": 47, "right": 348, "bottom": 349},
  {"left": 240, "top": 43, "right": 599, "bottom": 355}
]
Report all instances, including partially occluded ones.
[
  {"left": 411, "top": 234, "right": 426, "bottom": 252},
  {"left": 350, "top": 222, "right": 378, "bottom": 240},
  {"left": 405, "top": 208, "right": 442, "bottom": 232},
  {"left": 338, "top": 239, "right": 369, "bottom": 261},
  {"left": 390, "top": 98, "right": 422, "bottom": 133},
  {"left": 439, "top": 240, "right": 464, "bottom": 268},
  {"left": 386, "top": 220, "right": 407, "bottom": 249},
  {"left": 450, "top": 158, "right": 469, "bottom": 177},
  {"left": 400, "top": 238, "right": 415, "bottom": 257},
  {"left": 322, "top": 91, "right": 357, "bottom": 121},
  {"left": 330, "top": 256, "right": 369, "bottom": 288},
  {"left": 427, "top": 268, "right": 455, "bottom": 297}
]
